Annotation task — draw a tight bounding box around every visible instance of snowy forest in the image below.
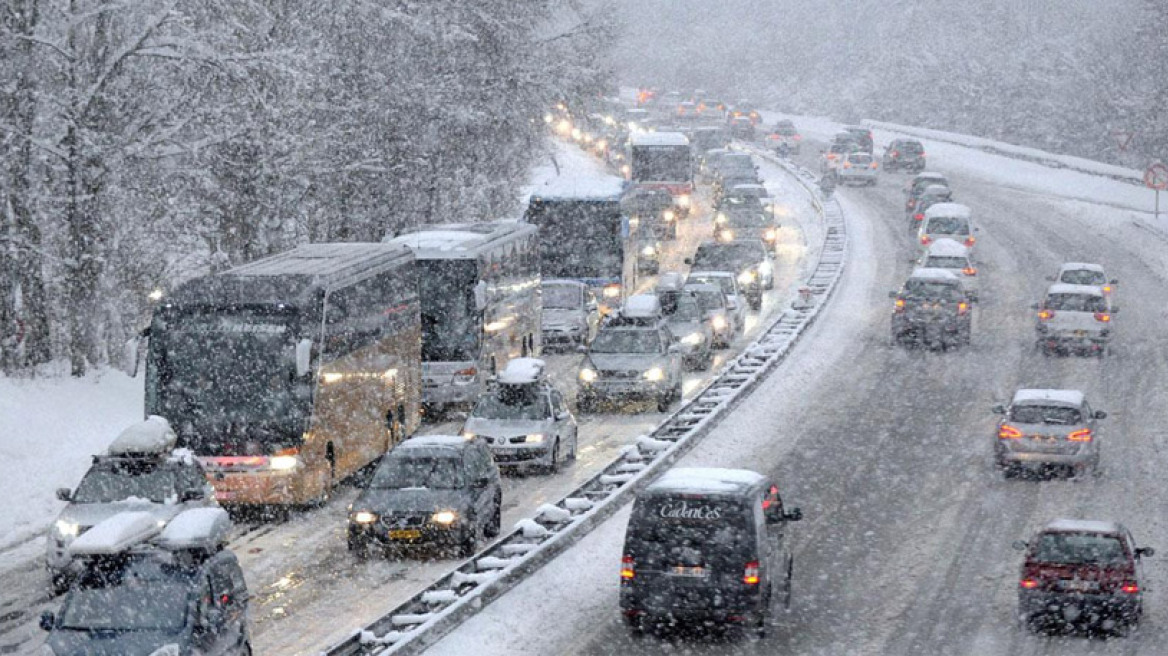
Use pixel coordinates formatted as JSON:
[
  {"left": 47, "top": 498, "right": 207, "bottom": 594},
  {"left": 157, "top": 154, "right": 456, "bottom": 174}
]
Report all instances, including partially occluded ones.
[{"left": 0, "top": 0, "right": 614, "bottom": 375}]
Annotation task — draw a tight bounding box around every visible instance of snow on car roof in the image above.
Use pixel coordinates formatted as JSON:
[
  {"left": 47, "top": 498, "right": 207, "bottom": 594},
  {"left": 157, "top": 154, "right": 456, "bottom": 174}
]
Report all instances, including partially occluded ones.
[
  {"left": 401, "top": 435, "right": 468, "bottom": 449},
  {"left": 1047, "top": 283, "right": 1104, "bottom": 297},
  {"left": 729, "top": 183, "right": 766, "bottom": 192},
  {"left": 622, "top": 294, "right": 662, "bottom": 318},
  {"left": 1060, "top": 262, "right": 1105, "bottom": 273},
  {"left": 387, "top": 230, "right": 484, "bottom": 252},
  {"left": 498, "top": 358, "right": 546, "bottom": 384},
  {"left": 69, "top": 511, "right": 162, "bottom": 556},
  {"left": 909, "top": 267, "right": 960, "bottom": 281},
  {"left": 108, "top": 416, "right": 176, "bottom": 456},
  {"left": 646, "top": 467, "right": 765, "bottom": 495},
  {"left": 924, "top": 203, "right": 972, "bottom": 219},
  {"left": 156, "top": 507, "right": 232, "bottom": 551},
  {"left": 926, "top": 238, "right": 970, "bottom": 257},
  {"left": 542, "top": 278, "right": 587, "bottom": 289},
  {"left": 1044, "top": 518, "right": 1122, "bottom": 535},
  {"left": 655, "top": 272, "right": 686, "bottom": 292},
  {"left": 688, "top": 270, "right": 733, "bottom": 279},
  {"left": 630, "top": 131, "right": 689, "bottom": 147},
  {"left": 917, "top": 171, "right": 947, "bottom": 180},
  {"left": 922, "top": 184, "right": 951, "bottom": 195},
  {"left": 1012, "top": 389, "right": 1086, "bottom": 406}
]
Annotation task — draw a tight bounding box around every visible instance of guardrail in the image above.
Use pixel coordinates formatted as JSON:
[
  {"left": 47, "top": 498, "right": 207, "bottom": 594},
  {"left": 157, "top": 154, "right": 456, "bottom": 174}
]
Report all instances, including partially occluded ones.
[{"left": 324, "top": 150, "right": 846, "bottom": 656}]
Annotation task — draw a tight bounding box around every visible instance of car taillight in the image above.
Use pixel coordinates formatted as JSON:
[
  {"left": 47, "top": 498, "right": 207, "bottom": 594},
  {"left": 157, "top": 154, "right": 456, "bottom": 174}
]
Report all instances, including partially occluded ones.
[
  {"left": 957, "top": 302, "right": 969, "bottom": 315},
  {"left": 842, "top": 162, "right": 852, "bottom": 169},
  {"left": 913, "top": 213, "right": 924, "bottom": 222},
  {"left": 1094, "top": 312, "right": 1111, "bottom": 323},
  {"left": 1037, "top": 309, "right": 1054, "bottom": 320},
  {"left": 963, "top": 236, "right": 976, "bottom": 247},
  {"left": 894, "top": 298, "right": 906, "bottom": 313},
  {"left": 1121, "top": 581, "right": 1140, "bottom": 594},
  {"left": 1102, "top": 285, "right": 1112, "bottom": 293},
  {"left": 454, "top": 366, "right": 477, "bottom": 378},
  {"left": 891, "top": 150, "right": 899, "bottom": 157},
  {"left": 1068, "top": 428, "right": 1093, "bottom": 442},
  {"left": 962, "top": 266, "right": 977, "bottom": 276},
  {"left": 744, "top": 561, "right": 760, "bottom": 585},
  {"left": 621, "top": 556, "right": 635, "bottom": 580},
  {"left": 869, "top": 162, "right": 878, "bottom": 169},
  {"left": 794, "top": 135, "right": 802, "bottom": 140},
  {"left": 920, "top": 235, "right": 932, "bottom": 245},
  {"left": 1020, "top": 578, "right": 1039, "bottom": 590},
  {"left": 998, "top": 424, "right": 1023, "bottom": 439},
  {"left": 920, "top": 152, "right": 927, "bottom": 157}
]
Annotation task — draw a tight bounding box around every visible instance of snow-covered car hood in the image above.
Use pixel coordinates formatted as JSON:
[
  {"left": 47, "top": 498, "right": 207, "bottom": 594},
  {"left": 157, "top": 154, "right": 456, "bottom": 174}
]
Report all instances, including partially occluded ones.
[
  {"left": 56, "top": 500, "right": 184, "bottom": 533},
  {"left": 588, "top": 353, "right": 664, "bottom": 372},
  {"left": 48, "top": 629, "right": 184, "bottom": 656},
  {"left": 541, "top": 308, "right": 586, "bottom": 330},
  {"left": 355, "top": 487, "right": 471, "bottom": 515},
  {"left": 666, "top": 318, "right": 705, "bottom": 339},
  {"left": 463, "top": 417, "right": 553, "bottom": 439}
]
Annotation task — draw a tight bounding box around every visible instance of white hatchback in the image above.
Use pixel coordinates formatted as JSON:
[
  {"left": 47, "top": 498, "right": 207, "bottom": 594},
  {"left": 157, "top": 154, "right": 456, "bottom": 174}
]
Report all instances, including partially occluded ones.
[
  {"left": 917, "top": 238, "right": 979, "bottom": 301},
  {"left": 1034, "top": 283, "right": 1115, "bottom": 356}
]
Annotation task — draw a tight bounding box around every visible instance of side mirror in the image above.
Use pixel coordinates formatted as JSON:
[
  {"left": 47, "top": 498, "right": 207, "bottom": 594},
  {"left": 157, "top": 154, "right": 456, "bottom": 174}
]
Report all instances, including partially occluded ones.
[
  {"left": 1137, "top": 547, "right": 1155, "bottom": 558},
  {"left": 39, "top": 611, "right": 55, "bottom": 631},
  {"left": 1110, "top": 278, "right": 1119, "bottom": 285},
  {"left": 1029, "top": 303, "right": 1040, "bottom": 310},
  {"left": 684, "top": 257, "right": 693, "bottom": 265},
  {"left": 991, "top": 404, "right": 1007, "bottom": 415},
  {"left": 56, "top": 488, "right": 73, "bottom": 502},
  {"left": 1011, "top": 540, "right": 1028, "bottom": 552},
  {"left": 295, "top": 338, "right": 313, "bottom": 378},
  {"left": 784, "top": 508, "right": 803, "bottom": 522},
  {"left": 1094, "top": 410, "right": 1108, "bottom": 419}
]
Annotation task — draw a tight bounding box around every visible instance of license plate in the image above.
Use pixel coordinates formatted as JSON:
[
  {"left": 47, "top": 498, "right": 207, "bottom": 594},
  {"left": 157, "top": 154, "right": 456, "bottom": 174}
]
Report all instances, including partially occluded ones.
[
  {"left": 1063, "top": 580, "right": 1098, "bottom": 592},
  {"left": 1074, "top": 330, "right": 1087, "bottom": 337},
  {"left": 670, "top": 566, "right": 708, "bottom": 578},
  {"left": 388, "top": 529, "right": 421, "bottom": 540}
]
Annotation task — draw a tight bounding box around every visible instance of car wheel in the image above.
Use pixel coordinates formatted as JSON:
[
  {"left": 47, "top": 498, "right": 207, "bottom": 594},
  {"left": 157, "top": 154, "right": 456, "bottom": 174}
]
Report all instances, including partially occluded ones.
[
  {"left": 749, "top": 297, "right": 762, "bottom": 311},
  {"left": 485, "top": 491, "right": 502, "bottom": 538},
  {"left": 623, "top": 614, "right": 645, "bottom": 636},
  {"left": 577, "top": 394, "right": 595, "bottom": 414},
  {"left": 50, "top": 572, "right": 71, "bottom": 596},
  {"left": 546, "top": 440, "right": 560, "bottom": 474},
  {"left": 656, "top": 392, "right": 672, "bottom": 413},
  {"left": 459, "top": 517, "right": 479, "bottom": 557}
]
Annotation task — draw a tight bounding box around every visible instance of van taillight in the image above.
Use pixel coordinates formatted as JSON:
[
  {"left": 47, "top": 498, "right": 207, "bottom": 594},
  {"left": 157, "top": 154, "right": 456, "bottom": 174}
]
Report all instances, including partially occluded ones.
[
  {"left": 1020, "top": 578, "right": 1039, "bottom": 589},
  {"left": 1038, "top": 309, "right": 1054, "bottom": 321},
  {"left": 621, "top": 556, "right": 635, "bottom": 580},
  {"left": 913, "top": 213, "right": 924, "bottom": 222},
  {"left": 920, "top": 235, "right": 932, "bottom": 245},
  {"left": 963, "top": 236, "right": 976, "bottom": 247},
  {"left": 998, "top": 425, "right": 1023, "bottom": 440},
  {"left": 744, "top": 561, "right": 760, "bottom": 585}
]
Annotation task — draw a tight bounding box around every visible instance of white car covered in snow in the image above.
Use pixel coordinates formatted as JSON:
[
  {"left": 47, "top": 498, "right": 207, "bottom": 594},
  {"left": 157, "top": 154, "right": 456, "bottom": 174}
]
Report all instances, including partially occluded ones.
[
  {"left": 1050, "top": 262, "right": 1117, "bottom": 297},
  {"left": 46, "top": 416, "right": 217, "bottom": 594},
  {"left": 917, "top": 238, "right": 979, "bottom": 301},
  {"left": 1034, "top": 283, "right": 1115, "bottom": 356},
  {"left": 917, "top": 202, "right": 976, "bottom": 251}
]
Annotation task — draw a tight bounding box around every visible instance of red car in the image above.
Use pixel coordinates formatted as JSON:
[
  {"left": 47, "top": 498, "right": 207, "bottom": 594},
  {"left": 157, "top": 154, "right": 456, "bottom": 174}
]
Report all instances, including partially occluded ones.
[{"left": 1015, "top": 519, "right": 1153, "bottom": 633}]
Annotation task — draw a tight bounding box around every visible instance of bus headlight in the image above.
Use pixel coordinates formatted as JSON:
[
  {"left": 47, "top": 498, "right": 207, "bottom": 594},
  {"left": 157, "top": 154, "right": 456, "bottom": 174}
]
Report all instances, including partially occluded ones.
[
  {"left": 764, "top": 228, "right": 776, "bottom": 241},
  {"left": 269, "top": 455, "right": 301, "bottom": 471},
  {"left": 643, "top": 367, "right": 665, "bottom": 382},
  {"left": 351, "top": 511, "right": 378, "bottom": 524},
  {"left": 641, "top": 245, "right": 656, "bottom": 257},
  {"left": 431, "top": 511, "right": 458, "bottom": 525},
  {"left": 524, "top": 433, "right": 545, "bottom": 443},
  {"left": 677, "top": 194, "right": 692, "bottom": 208},
  {"left": 714, "top": 213, "right": 728, "bottom": 225},
  {"left": 737, "top": 270, "right": 757, "bottom": 286},
  {"left": 579, "top": 368, "right": 598, "bottom": 383},
  {"left": 681, "top": 332, "right": 703, "bottom": 346}
]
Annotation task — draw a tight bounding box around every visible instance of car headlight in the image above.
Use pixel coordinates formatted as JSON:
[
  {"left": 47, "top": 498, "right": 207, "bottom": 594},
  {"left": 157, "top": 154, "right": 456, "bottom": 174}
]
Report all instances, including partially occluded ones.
[
  {"left": 603, "top": 284, "right": 621, "bottom": 299},
  {"left": 714, "top": 213, "right": 728, "bottom": 225},
  {"left": 524, "top": 433, "right": 545, "bottom": 443},
  {"left": 677, "top": 194, "right": 691, "bottom": 208},
  {"left": 579, "top": 368, "right": 598, "bottom": 383},
  {"left": 663, "top": 209, "right": 676, "bottom": 222},
  {"left": 269, "top": 455, "right": 301, "bottom": 471},
  {"left": 460, "top": 430, "right": 476, "bottom": 440},
  {"left": 681, "top": 332, "right": 703, "bottom": 346},
  {"left": 351, "top": 511, "right": 378, "bottom": 524},
  {"left": 717, "top": 229, "right": 734, "bottom": 242},
  {"left": 641, "top": 245, "right": 656, "bottom": 257},
  {"left": 764, "top": 228, "right": 776, "bottom": 241},
  {"left": 759, "top": 260, "right": 773, "bottom": 274},
  {"left": 55, "top": 520, "right": 79, "bottom": 539},
  {"left": 711, "top": 315, "right": 728, "bottom": 330},
  {"left": 643, "top": 367, "right": 666, "bottom": 382},
  {"left": 431, "top": 510, "right": 458, "bottom": 525},
  {"left": 737, "top": 270, "right": 757, "bottom": 285}
]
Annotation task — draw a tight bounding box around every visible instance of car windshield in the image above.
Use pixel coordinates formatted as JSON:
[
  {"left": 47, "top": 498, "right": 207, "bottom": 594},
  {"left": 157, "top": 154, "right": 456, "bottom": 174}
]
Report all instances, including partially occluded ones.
[
  {"left": 58, "top": 576, "right": 189, "bottom": 632},
  {"left": 590, "top": 329, "right": 661, "bottom": 354},
  {"left": 925, "top": 217, "right": 970, "bottom": 235},
  {"left": 542, "top": 285, "right": 581, "bottom": 310},
  {"left": 1045, "top": 293, "right": 1106, "bottom": 313},
  {"left": 903, "top": 279, "right": 965, "bottom": 301},
  {"left": 913, "top": 179, "right": 947, "bottom": 195},
  {"left": 1010, "top": 404, "right": 1082, "bottom": 425},
  {"left": 1060, "top": 269, "right": 1107, "bottom": 286},
  {"left": 471, "top": 384, "right": 550, "bottom": 421},
  {"left": 73, "top": 464, "right": 179, "bottom": 504},
  {"left": 659, "top": 292, "right": 704, "bottom": 321},
  {"left": 689, "top": 289, "right": 727, "bottom": 311},
  {"left": 1035, "top": 532, "right": 1127, "bottom": 565},
  {"left": 371, "top": 454, "right": 465, "bottom": 489},
  {"left": 692, "top": 243, "right": 764, "bottom": 271},
  {"left": 690, "top": 276, "right": 735, "bottom": 297},
  {"left": 726, "top": 212, "right": 771, "bottom": 228},
  {"left": 923, "top": 256, "right": 968, "bottom": 269}
]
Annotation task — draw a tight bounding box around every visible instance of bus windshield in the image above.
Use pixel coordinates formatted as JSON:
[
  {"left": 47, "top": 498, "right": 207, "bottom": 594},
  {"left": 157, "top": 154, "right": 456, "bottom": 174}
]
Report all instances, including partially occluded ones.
[
  {"left": 149, "top": 309, "right": 309, "bottom": 449},
  {"left": 419, "top": 260, "right": 480, "bottom": 362},
  {"left": 527, "top": 200, "right": 624, "bottom": 279},
  {"left": 632, "top": 146, "right": 690, "bottom": 183}
]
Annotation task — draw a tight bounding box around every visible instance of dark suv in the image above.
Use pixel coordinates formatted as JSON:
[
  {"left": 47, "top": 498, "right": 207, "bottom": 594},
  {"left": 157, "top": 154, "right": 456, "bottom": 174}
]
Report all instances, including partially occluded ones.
[
  {"left": 688, "top": 240, "right": 774, "bottom": 309},
  {"left": 890, "top": 268, "right": 972, "bottom": 349},
  {"left": 882, "top": 139, "right": 925, "bottom": 172},
  {"left": 1015, "top": 519, "right": 1153, "bottom": 633},
  {"left": 347, "top": 435, "right": 503, "bottom": 558},
  {"left": 620, "top": 468, "right": 802, "bottom": 636}
]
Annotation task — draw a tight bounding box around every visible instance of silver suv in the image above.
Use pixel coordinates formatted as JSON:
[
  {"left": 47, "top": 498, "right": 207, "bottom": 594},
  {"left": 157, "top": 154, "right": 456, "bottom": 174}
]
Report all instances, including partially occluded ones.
[
  {"left": 993, "top": 389, "right": 1104, "bottom": 478},
  {"left": 577, "top": 312, "right": 683, "bottom": 413}
]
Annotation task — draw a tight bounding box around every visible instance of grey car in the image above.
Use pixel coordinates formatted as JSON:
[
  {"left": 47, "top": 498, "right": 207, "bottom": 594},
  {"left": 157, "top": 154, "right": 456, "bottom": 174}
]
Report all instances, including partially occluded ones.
[
  {"left": 541, "top": 279, "right": 600, "bottom": 351},
  {"left": 577, "top": 317, "right": 683, "bottom": 413},
  {"left": 46, "top": 417, "right": 217, "bottom": 595},
  {"left": 889, "top": 268, "right": 972, "bottom": 349},
  {"left": 993, "top": 389, "right": 1104, "bottom": 478},
  {"left": 347, "top": 435, "right": 502, "bottom": 558},
  {"left": 658, "top": 288, "right": 715, "bottom": 370}
]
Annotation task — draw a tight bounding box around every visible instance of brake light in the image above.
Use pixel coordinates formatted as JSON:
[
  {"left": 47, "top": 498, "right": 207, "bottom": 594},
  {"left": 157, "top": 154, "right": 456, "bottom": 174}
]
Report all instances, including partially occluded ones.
[
  {"left": 1121, "top": 581, "right": 1140, "bottom": 594},
  {"left": 963, "top": 236, "right": 976, "bottom": 247},
  {"left": 891, "top": 150, "right": 899, "bottom": 157},
  {"left": 998, "top": 424, "right": 1023, "bottom": 440},
  {"left": 920, "top": 152, "right": 927, "bottom": 157},
  {"left": 744, "top": 561, "right": 760, "bottom": 585},
  {"left": 1094, "top": 312, "right": 1111, "bottom": 323},
  {"left": 1068, "top": 428, "right": 1093, "bottom": 442},
  {"left": 454, "top": 366, "right": 478, "bottom": 377},
  {"left": 913, "top": 213, "right": 924, "bottom": 222},
  {"left": 962, "top": 266, "right": 977, "bottom": 276},
  {"left": 842, "top": 162, "right": 852, "bottom": 169},
  {"left": 920, "top": 235, "right": 932, "bottom": 245},
  {"left": 762, "top": 484, "right": 778, "bottom": 509},
  {"left": 1038, "top": 309, "right": 1054, "bottom": 321},
  {"left": 957, "top": 302, "right": 969, "bottom": 315},
  {"left": 1020, "top": 578, "right": 1039, "bottom": 590},
  {"left": 794, "top": 135, "right": 801, "bottom": 140},
  {"left": 894, "top": 298, "right": 906, "bottom": 313},
  {"left": 620, "top": 556, "right": 635, "bottom": 580},
  {"left": 869, "top": 162, "right": 878, "bottom": 169},
  {"left": 1102, "top": 285, "right": 1112, "bottom": 293}
]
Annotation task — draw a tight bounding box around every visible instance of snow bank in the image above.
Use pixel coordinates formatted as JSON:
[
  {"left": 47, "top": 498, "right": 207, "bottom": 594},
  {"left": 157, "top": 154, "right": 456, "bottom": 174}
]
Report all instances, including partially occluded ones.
[{"left": 522, "top": 140, "right": 625, "bottom": 200}]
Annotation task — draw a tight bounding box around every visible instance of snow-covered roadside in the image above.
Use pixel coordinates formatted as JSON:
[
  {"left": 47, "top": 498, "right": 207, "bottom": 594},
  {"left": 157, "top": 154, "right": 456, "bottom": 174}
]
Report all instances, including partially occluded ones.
[{"left": 0, "top": 370, "right": 143, "bottom": 558}]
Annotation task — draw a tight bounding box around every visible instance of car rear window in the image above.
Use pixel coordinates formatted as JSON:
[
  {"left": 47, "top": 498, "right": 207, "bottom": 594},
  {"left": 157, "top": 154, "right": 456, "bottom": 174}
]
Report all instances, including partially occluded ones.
[
  {"left": 1059, "top": 270, "right": 1106, "bottom": 286},
  {"left": 693, "top": 242, "right": 765, "bottom": 270},
  {"left": 627, "top": 497, "right": 754, "bottom": 563},
  {"left": 925, "top": 217, "right": 970, "bottom": 235},
  {"left": 923, "top": 256, "right": 967, "bottom": 269},
  {"left": 1045, "top": 293, "right": 1106, "bottom": 313},
  {"left": 903, "top": 279, "right": 964, "bottom": 301},
  {"left": 900, "top": 142, "right": 924, "bottom": 153},
  {"left": 1010, "top": 405, "right": 1082, "bottom": 425},
  {"left": 1035, "top": 532, "right": 1126, "bottom": 565}
]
